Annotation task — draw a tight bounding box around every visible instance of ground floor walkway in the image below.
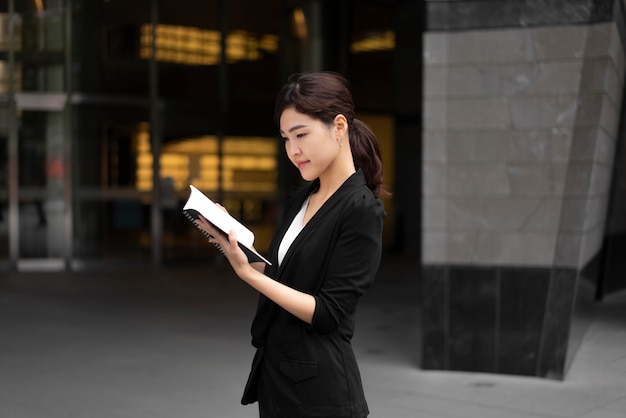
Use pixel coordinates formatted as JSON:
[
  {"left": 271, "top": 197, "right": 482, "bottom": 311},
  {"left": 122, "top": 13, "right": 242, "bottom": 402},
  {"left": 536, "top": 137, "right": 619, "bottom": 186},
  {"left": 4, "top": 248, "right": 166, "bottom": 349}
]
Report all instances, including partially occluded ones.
[{"left": 1, "top": 256, "right": 625, "bottom": 417}]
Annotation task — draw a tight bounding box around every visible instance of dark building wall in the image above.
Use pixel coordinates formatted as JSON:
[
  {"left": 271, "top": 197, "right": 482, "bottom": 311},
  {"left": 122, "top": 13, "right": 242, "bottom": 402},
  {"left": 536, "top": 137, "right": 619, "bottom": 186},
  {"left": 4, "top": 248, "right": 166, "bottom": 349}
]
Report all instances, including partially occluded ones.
[{"left": 421, "top": 0, "right": 625, "bottom": 379}]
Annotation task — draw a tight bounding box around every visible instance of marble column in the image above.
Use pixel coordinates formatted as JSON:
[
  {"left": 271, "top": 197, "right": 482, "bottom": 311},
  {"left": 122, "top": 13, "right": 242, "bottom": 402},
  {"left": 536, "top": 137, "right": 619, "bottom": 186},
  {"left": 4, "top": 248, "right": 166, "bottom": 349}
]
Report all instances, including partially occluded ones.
[{"left": 421, "top": 0, "right": 624, "bottom": 379}]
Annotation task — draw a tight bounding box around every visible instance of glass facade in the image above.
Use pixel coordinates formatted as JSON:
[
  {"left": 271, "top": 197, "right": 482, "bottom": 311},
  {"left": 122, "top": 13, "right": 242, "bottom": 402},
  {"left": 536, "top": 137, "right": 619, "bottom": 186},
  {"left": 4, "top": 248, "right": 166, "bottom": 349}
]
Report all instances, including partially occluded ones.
[
  {"left": 69, "top": 0, "right": 283, "bottom": 266},
  {"left": 0, "top": 0, "right": 398, "bottom": 271}
]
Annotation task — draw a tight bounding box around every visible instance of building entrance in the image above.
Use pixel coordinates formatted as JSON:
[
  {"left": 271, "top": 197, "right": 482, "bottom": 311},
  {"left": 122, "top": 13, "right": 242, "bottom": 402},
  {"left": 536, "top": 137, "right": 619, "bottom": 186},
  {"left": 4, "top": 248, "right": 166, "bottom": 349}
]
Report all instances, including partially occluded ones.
[{"left": 1, "top": 0, "right": 399, "bottom": 271}]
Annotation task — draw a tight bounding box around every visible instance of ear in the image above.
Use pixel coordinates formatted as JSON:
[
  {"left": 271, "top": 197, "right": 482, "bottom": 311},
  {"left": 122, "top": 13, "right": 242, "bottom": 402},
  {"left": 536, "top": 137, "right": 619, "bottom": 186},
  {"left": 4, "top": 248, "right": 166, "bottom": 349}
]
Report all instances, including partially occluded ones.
[{"left": 333, "top": 114, "right": 348, "bottom": 138}]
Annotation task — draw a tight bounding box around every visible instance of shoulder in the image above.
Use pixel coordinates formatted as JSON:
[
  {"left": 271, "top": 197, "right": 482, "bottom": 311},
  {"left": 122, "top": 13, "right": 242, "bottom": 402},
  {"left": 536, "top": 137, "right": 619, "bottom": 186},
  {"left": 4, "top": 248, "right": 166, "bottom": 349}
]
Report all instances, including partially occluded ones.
[
  {"left": 338, "top": 178, "right": 385, "bottom": 226},
  {"left": 343, "top": 186, "right": 385, "bottom": 221},
  {"left": 342, "top": 171, "right": 385, "bottom": 214}
]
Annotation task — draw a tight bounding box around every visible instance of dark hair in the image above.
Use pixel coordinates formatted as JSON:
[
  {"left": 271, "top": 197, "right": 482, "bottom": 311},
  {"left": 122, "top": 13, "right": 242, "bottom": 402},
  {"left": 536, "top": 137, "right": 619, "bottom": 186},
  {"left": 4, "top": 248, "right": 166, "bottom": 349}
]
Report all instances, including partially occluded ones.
[{"left": 275, "top": 71, "right": 390, "bottom": 198}]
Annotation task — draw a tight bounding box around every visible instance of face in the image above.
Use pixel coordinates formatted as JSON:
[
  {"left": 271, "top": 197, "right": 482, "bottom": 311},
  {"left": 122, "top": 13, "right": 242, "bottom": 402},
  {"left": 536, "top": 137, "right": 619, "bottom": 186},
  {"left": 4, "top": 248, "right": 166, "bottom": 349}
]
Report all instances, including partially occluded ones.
[{"left": 279, "top": 107, "right": 341, "bottom": 182}]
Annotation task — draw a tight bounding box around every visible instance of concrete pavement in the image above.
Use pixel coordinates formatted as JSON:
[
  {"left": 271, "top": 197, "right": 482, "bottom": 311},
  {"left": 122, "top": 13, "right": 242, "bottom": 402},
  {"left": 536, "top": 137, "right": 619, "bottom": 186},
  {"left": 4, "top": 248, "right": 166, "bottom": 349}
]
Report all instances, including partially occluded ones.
[{"left": 0, "top": 256, "right": 625, "bottom": 418}]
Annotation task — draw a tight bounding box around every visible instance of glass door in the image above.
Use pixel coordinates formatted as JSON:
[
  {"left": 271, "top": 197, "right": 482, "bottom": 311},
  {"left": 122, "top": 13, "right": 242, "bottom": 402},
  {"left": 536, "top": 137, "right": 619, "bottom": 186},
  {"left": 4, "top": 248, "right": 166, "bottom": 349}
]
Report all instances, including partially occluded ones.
[
  {"left": 11, "top": 0, "right": 69, "bottom": 270},
  {"left": 16, "top": 104, "right": 68, "bottom": 269}
]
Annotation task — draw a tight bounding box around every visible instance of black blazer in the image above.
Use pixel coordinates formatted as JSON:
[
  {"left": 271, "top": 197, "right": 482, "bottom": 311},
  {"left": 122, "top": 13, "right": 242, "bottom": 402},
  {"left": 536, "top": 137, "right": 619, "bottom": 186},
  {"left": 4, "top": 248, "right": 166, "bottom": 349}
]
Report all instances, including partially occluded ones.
[{"left": 242, "top": 170, "right": 385, "bottom": 418}]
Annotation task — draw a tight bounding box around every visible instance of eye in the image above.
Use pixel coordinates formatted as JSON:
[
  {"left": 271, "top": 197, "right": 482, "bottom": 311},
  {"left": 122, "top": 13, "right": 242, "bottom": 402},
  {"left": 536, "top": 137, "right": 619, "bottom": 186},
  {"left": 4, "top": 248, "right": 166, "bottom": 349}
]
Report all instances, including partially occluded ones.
[
  {"left": 280, "top": 136, "right": 289, "bottom": 141},
  {"left": 296, "top": 132, "right": 306, "bottom": 139}
]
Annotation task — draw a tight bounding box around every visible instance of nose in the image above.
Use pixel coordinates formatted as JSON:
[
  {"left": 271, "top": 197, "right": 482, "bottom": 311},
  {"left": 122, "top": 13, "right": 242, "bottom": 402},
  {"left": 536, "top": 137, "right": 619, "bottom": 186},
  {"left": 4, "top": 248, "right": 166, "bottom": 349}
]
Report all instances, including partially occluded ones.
[{"left": 286, "top": 141, "right": 301, "bottom": 157}]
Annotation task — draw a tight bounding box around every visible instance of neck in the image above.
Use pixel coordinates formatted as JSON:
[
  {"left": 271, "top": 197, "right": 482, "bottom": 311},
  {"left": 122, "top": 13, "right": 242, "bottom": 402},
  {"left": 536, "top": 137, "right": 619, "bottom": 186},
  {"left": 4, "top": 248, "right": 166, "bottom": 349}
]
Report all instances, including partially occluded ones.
[{"left": 316, "top": 147, "right": 356, "bottom": 200}]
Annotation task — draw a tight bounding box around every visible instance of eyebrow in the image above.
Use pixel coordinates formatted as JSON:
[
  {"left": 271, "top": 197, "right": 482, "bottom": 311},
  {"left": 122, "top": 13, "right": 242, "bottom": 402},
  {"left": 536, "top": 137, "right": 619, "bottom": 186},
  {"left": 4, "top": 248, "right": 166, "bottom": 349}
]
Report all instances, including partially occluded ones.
[{"left": 279, "top": 124, "right": 307, "bottom": 135}]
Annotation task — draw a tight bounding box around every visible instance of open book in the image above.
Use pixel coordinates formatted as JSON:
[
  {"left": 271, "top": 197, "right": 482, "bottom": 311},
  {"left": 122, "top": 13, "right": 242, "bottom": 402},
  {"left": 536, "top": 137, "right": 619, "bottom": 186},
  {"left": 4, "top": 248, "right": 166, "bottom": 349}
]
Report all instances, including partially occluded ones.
[{"left": 182, "top": 185, "right": 271, "bottom": 265}]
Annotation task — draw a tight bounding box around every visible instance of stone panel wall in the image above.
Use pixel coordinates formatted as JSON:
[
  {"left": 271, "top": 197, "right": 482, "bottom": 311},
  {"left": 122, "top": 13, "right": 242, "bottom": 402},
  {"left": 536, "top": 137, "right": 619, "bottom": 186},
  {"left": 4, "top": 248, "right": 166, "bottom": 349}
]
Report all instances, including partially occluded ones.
[{"left": 423, "top": 22, "right": 624, "bottom": 270}]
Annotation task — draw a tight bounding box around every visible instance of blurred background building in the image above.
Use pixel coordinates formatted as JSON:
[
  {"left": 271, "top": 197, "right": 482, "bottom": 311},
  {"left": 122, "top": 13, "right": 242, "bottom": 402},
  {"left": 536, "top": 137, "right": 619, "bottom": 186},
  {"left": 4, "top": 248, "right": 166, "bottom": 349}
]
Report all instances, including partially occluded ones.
[{"left": 0, "top": 0, "right": 623, "bottom": 381}]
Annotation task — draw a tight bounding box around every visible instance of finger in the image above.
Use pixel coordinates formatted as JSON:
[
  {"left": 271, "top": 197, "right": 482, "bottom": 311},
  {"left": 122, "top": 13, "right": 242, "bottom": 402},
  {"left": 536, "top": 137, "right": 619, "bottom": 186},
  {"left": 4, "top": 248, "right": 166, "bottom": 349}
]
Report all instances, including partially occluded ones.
[
  {"left": 198, "top": 218, "right": 219, "bottom": 235},
  {"left": 216, "top": 203, "right": 228, "bottom": 213},
  {"left": 197, "top": 215, "right": 213, "bottom": 228},
  {"left": 228, "top": 229, "right": 238, "bottom": 249}
]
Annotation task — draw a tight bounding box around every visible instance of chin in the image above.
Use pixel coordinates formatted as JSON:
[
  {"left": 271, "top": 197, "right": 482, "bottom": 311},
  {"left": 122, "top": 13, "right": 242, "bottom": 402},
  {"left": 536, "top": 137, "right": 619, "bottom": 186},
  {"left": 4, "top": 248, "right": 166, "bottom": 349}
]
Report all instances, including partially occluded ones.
[{"left": 299, "top": 170, "right": 318, "bottom": 182}]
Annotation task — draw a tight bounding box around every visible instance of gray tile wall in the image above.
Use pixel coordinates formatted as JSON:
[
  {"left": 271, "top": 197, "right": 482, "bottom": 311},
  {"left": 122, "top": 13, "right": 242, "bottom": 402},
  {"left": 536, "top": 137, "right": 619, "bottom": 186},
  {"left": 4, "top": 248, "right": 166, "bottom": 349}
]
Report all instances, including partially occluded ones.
[{"left": 423, "top": 22, "right": 624, "bottom": 269}]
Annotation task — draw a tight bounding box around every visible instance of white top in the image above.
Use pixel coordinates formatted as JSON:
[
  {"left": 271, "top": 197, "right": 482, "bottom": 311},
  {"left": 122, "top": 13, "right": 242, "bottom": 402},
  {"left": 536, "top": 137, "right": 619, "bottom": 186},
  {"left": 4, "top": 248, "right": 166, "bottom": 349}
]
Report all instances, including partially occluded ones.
[{"left": 278, "top": 196, "right": 310, "bottom": 266}]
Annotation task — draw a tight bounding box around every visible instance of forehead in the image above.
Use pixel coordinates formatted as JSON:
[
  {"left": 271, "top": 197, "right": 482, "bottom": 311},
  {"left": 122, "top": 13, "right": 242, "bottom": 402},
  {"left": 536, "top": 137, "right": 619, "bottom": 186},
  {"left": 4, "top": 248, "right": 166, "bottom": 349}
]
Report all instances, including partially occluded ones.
[{"left": 279, "top": 108, "right": 319, "bottom": 132}]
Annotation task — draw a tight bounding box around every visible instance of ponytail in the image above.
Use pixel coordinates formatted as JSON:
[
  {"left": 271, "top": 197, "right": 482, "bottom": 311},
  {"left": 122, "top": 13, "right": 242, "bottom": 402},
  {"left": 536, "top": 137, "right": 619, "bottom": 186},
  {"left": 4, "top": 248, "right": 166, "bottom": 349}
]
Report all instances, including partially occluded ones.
[{"left": 350, "top": 118, "right": 391, "bottom": 199}]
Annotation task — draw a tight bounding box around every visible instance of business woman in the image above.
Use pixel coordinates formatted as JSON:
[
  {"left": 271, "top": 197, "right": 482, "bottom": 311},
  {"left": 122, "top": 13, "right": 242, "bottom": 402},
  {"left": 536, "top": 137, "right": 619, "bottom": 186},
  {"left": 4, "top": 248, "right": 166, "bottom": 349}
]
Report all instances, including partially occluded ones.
[{"left": 196, "top": 71, "right": 388, "bottom": 417}]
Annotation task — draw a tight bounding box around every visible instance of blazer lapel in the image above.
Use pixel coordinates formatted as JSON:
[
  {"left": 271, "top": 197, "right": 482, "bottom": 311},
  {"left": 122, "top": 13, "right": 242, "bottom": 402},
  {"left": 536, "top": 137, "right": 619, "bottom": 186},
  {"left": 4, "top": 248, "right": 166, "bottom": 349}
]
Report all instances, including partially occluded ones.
[
  {"left": 251, "top": 181, "right": 317, "bottom": 333},
  {"left": 276, "top": 170, "right": 365, "bottom": 283}
]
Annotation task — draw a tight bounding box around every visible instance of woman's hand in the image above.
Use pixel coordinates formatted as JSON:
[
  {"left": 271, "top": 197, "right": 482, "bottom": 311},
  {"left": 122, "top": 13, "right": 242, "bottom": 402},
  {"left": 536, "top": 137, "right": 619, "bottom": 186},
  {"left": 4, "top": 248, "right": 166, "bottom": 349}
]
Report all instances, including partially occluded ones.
[
  {"left": 195, "top": 210, "right": 315, "bottom": 325},
  {"left": 194, "top": 213, "right": 252, "bottom": 278}
]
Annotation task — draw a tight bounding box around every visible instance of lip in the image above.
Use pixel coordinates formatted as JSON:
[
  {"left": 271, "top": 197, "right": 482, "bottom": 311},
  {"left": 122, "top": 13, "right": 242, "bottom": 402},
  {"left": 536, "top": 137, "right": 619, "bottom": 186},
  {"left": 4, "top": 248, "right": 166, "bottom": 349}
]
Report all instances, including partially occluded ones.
[{"left": 296, "top": 160, "right": 309, "bottom": 169}]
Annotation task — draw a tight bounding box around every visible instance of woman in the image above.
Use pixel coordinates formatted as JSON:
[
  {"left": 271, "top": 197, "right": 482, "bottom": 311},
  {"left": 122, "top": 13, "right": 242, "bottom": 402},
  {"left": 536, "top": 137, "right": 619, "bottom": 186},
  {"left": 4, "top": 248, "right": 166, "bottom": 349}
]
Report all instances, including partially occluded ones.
[{"left": 196, "top": 71, "right": 388, "bottom": 417}]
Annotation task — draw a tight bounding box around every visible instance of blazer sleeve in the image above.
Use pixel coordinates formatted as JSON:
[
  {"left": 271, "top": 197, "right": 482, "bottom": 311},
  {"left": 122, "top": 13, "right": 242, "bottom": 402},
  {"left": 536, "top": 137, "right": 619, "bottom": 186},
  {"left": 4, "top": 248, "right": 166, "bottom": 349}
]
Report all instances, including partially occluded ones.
[{"left": 308, "top": 192, "right": 384, "bottom": 334}]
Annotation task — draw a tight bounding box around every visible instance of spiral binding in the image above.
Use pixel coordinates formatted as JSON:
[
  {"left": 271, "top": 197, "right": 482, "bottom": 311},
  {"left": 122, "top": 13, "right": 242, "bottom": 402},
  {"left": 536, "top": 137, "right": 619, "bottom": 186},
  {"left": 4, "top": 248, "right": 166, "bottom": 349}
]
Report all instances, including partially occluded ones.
[{"left": 183, "top": 210, "right": 226, "bottom": 256}]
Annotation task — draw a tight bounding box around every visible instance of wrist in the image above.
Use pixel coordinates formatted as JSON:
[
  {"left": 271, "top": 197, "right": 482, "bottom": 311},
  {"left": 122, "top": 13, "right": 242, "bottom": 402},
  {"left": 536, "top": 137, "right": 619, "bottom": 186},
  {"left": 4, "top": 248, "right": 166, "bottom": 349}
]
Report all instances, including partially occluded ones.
[{"left": 235, "top": 262, "right": 256, "bottom": 283}]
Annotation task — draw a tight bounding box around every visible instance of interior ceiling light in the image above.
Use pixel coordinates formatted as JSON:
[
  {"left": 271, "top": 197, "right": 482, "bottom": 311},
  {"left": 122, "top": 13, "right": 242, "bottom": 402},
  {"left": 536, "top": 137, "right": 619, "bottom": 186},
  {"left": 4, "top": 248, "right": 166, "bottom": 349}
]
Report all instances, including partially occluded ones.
[
  {"left": 350, "top": 30, "right": 395, "bottom": 53},
  {"left": 140, "top": 24, "right": 278, "bottom": 66},
  {"left": 292, "top": 8, "right": 307, "bottom": 40}
]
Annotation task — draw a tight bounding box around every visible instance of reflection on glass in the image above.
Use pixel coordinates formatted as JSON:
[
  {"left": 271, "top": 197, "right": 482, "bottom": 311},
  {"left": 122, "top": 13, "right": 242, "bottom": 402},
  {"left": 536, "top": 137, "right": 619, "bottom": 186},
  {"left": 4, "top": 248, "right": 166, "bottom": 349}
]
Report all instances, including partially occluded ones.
[{"left": 12, "top": 4, "right": 66, "bottom": 93}]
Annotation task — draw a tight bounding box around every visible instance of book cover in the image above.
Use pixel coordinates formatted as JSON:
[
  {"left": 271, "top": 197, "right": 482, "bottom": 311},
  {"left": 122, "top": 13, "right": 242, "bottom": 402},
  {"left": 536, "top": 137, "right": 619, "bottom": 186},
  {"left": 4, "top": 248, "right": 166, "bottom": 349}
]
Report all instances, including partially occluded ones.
[{"left": 182, "top": 185, "right": 271, "bottom": 265}]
